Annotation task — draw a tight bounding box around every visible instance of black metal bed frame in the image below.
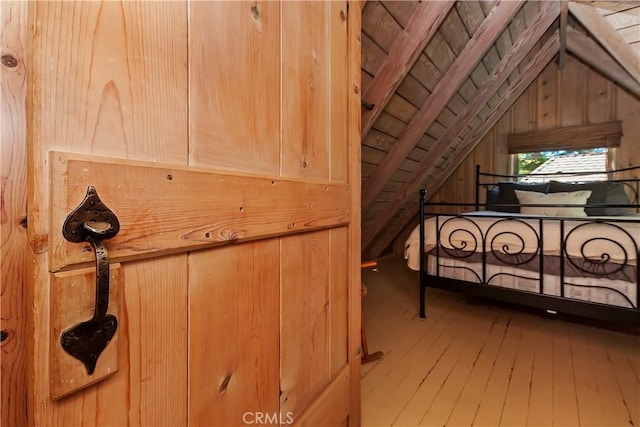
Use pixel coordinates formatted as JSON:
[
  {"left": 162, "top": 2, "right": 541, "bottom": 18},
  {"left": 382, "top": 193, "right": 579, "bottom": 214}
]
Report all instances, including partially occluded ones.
[{"left": 418, "top": 165, "right": 640, "bottom": 325}]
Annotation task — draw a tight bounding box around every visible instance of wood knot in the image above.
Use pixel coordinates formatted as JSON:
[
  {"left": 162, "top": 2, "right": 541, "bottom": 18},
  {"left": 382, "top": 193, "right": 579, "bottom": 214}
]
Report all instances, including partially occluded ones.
[
  {"left": 251, "top": 3, "right": 260, "bottom": 19},
  {"left": 19, "top": 215, "right": 27, "bottom": 228},
  {"left": 340, "top": 10, "right": 346, "bottom": 21},
  {"left": 1, "top": 54, "right": 18, "bottom": 68},
  {"left": 0, "top": 330, "right": 8, "bottom": 342},
  {"left": 219, "top": 374, "right": 232, "bottom": 395}
]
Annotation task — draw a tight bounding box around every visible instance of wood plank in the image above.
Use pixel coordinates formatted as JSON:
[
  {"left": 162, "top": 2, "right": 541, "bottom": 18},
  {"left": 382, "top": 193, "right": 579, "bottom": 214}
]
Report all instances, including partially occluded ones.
[
  {"left": 549, "top": 323, "right": 580, "bottom": 426},
  {"left": 0, "top": 1, "right": 28, "bottom": 426},
  {"left": 445, "top": 313, "right": 512, "bottom": 426},
  {"left": 189, "top": 1, "right": 280, "bottom": 176},
  {"left": 439, "top": 6, "right": 471, "bottom": 56},
  {"left": 381, "top": 1, "right": 419, "bottom": 28},
  {"left": 27, "top": 3, "right": 189, "bottom": 425},
  {"left": 282, "top": 1, "right": 331, "bottom": 179},
  {"left": 524, "top": 325, "right": 553, "bottom": 426},
  {"left": 507, "top": 120, "right": 623, "bottom": 153},
  {"left": 366, "top": 31, "right": 560, "bottom": 258},
  {"left": 567, "top": 26, "right": 640, "bottom": 98},
  {"left": 49, "top": 152, "right": 350, "bottom": 271},
  {"left": 361, "top": 0, "right": 524, "bottom": 209},
  {"left": 361, "top": 0, "right": 403, "bottom": 53},
  {"left": 559, "top": 0, "right": 569, "bottom": 68},
  {"left": 559, "top": 56, "right": 588, "bottom": 126},
  {"left": 537, "top": 58, "right": 559, "bottom": 129},
  {"left": 347, "top": 3, "right": 362, "bottom": 424},
  {"left": 363, "top": 3, "right": 561, "bottom": 253},
  {"left": 362, "top": 255, "right": 640, "bottom": 427},
  {"left": 499, "top": 322, "right": 537, "bottom": 426},
  {"left": 587, "top": 66, "right": 615, "bottom": 123},
  {"left": 418, "top": 313, "right": 506, "bottom": 426},
  {"left": 472, "top": 316, "right": 523, "bottom": 426},
  {"left": 188, "top": 241, "right": 279, "bottom": 426},
  {"left": 281, "top": 231, "right": 331, "bottom": 418},
  {"left": 295, "top": 366, "right": 350, "bottom": 427},
  {"left": 361, "top": 33, "right": 387, "bottom": 76},
  {"left": 50, "top": 265, "right": 121, "bottom": 400},
  {"left": 330, "top": 227, "right": 349, "bottom": 376},
  {"left": 31, "top": 254, "right": 189, "bottom": 426},
  {"left": 28, "top": 1, "right": 190, "bottom": 255},
  {"left": 331, "top": 1, "right": 348, "bottom": 183},
  {"left": 616, "top": 87, "right": 640, "bottom": 169},
  {"left": 569, "top": 1, "right": 640, "bottom": 84},
  {"left": 361, "top": 0, "right": 455, "bottom": 137}
]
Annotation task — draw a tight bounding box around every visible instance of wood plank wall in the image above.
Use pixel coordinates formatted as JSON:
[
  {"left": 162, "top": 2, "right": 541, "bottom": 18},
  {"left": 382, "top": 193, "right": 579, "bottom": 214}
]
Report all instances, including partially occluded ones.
[
  {"left": 392, "top": 54, "right": 640, "bottom": 254},
  {"left": 1, "top": 2, "right": 28, "bottom": 426}
]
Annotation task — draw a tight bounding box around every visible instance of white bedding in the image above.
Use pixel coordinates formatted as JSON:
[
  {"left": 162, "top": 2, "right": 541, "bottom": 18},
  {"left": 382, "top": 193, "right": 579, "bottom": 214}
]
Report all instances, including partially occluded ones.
[
  {"left": 404, "top": 211, "right": 640, "bottom": 272},
  {"left": 428, "top": 256, "right": 636, "bottom": 308}
]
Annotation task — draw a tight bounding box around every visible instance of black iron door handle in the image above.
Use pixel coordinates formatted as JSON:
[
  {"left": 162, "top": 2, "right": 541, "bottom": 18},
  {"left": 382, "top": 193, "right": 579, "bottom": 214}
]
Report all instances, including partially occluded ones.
[{"left": 60, "top": 186, "right": 120, "bottom": 375}]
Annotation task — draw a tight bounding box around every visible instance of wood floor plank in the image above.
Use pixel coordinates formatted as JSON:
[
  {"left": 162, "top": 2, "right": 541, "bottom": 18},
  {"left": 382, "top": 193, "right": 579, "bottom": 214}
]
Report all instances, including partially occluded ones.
[
  {"left": 362, "top": 307, "right": 461, "bottom": 426},
  {"left": 392, "top": 309, "right": 494, "bottom": 426},
  {"left": 550, "top": 323, "right": 580, "bottom": 427},
  {"left": 526, "top": 323, "right": 554, "bottom": 426},
  {"left": 361, "top": 255, "right": 640, "bottom": 427},
  {"left": 498, "top": 317, "right": 537, "bottom": 427},
  {"left": 472, "top": 315, "right": 523, "bottom": 427},
  {"left": 586, "top": 336, "right": 635, "bottom": 426},
  {"left": 444, "top": 311, "right": 512, "bottom": 427},
  {"left": 419, "top": 309, "right": 509, "bottom": 426},
  {"left": 571, "top": 330, "right": 607, "bottom": 426},
  {"left": 604, "top": 340, "right": 640, "bottom": 427}
]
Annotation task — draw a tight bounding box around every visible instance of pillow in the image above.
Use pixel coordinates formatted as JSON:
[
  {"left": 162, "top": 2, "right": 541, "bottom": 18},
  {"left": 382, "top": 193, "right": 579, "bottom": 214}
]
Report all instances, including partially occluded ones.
[
  {"left": 495, "top": 182, "right": 549, "bottom": 213},
  {"left": 485, "top": 188, "right": 500, "bottom": 211},
  {"left": 547, "top": 181, "right": 609, "bottom": 216},
  {"left": 514, "top": 189, "right": 592, "bottom": 217},
  {"left": 604, "top": 182, "right": 631, "bottom": 216}
]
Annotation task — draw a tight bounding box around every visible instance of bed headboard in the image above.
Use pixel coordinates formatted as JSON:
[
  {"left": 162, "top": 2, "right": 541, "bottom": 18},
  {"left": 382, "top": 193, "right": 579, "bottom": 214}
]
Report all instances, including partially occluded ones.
[{"left": 474, "top": 164, "right": 640, "bottom": 214}]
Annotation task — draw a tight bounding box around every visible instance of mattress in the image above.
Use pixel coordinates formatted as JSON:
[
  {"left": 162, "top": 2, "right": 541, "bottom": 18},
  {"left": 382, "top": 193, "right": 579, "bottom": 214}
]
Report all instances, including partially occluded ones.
[
  {"left": 427, "top": 255, "right": 637, "bottom": 309},
  {"left": 405, "top": 211, "right": 640, "bottom": 272}
]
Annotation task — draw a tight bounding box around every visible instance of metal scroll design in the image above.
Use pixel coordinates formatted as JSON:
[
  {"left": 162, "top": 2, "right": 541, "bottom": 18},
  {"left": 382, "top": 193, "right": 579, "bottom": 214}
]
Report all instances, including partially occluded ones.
[
  {"left": 563, "top": 221, "right": 638, "bottom": 308},
  {"left": 485, "top": 218, "right": 540, "bottom": 266},
  {"left": 439, "top": 216, "right": 481, "bottom": 259}
]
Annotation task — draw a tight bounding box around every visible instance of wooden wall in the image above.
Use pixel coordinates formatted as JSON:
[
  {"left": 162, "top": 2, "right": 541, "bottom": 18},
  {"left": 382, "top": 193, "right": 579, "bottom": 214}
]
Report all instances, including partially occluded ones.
[
  {"left": 392, "top": 54, "right": 640, "bottom": 254},
  {"left": 1, "top": 2, "right": 28, "bottom": 426}
]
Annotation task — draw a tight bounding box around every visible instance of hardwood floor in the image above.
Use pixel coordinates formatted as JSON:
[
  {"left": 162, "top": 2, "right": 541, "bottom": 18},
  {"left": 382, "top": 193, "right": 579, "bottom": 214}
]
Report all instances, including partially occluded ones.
[{"left": 361, "top": 255, "right": 639, "bottom": 427}]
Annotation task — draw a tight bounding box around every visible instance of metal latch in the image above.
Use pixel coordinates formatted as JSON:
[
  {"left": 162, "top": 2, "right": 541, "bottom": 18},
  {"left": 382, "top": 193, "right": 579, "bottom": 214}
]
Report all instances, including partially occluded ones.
[{"left": 60, "top": 185, "right": 120, "bottom": 375}]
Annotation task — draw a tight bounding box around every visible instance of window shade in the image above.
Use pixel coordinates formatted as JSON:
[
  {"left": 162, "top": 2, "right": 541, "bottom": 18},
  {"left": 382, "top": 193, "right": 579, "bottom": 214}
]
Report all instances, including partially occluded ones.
[{"left": 507, "top": 120, "right": 622, "bottom": 154}]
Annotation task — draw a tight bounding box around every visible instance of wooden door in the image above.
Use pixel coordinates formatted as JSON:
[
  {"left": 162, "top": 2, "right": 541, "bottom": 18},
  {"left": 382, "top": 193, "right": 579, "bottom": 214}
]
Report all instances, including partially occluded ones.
[{"left": 18, "top": 1, "right": 361, "bottom": 426}]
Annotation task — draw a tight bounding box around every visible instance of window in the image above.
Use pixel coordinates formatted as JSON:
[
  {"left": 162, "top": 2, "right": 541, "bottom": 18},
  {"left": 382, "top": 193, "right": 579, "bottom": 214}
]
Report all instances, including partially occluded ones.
[{"left": 517, "top": 148, "right": 608, "bottom": 182}]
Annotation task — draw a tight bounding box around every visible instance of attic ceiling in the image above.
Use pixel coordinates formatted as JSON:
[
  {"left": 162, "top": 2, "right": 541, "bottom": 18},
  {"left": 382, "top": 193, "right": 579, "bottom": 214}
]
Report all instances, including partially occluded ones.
[{"left": 359, "top": 0, "right": 640, "bottom": 258}]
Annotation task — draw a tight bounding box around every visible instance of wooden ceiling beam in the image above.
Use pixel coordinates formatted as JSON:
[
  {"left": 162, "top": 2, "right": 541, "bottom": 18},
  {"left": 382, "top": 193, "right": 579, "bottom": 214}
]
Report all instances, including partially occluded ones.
[
  {"left": 568, "top": 1, "right": 640, "bottom": 84},
  {"left": 363, "top": 2, "right": 561, "bottom": 253},
  {"left": 365, "top": 34, "right": 561, "bottom": 259},
  {"left": 361, "top": 0, "right": 524, "bottom": 210},
  {"left": 566, "top": 26, "right": 640, "bottom": 98},
  {"left": 559, "top": 0, "right": 569, "bottom": 68},
  {"left": 360, "top": 1, "right": 455, "bottom": 138}
]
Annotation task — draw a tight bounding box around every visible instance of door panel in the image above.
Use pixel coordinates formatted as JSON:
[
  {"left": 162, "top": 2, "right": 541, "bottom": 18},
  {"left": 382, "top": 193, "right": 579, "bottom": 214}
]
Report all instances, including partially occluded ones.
[
  {"left": 189, "top": 1, "right": 281, "bottom": 175},
  {"left": 330, "top": 227, "right": 349, "bottom": 376},
  {"left": 188, "top": 241, "right": 280, "bottom": 426},
  {"left": 281, "top": 1, "right": 332, "bottom": 179},
  {"left": 280, "top": 230, "right": 332, "bottom": 417},
  {"left": 28, "top": 0, "right": 189, "bottom": 252},
  {"left": 31, "top": 254, "right": 188, "bottom": 426},
  {"left": 25, "top": 1, "right": 361, "bottom": 425}
]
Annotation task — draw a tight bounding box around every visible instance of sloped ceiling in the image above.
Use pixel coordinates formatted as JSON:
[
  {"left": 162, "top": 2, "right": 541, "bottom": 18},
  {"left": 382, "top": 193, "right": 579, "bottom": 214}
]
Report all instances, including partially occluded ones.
[{"left": 360, "top": 0, "right": 640, "bottom": 258}]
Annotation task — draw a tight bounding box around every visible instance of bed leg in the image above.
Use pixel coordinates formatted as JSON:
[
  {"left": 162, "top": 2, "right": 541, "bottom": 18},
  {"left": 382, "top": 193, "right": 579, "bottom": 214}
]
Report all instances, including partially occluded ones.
[{"left": 420, "top": 282, "right": 426, "bottom": 318}]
